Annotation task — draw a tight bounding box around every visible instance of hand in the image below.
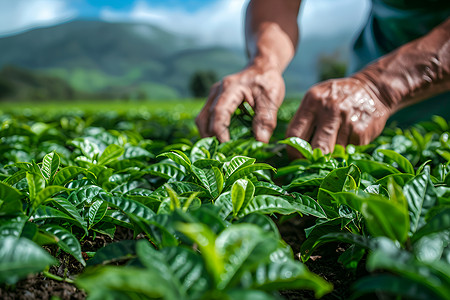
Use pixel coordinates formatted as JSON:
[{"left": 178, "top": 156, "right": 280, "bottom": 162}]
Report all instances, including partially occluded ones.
[
  {"left": 196, "top": 65, "right": 285, "bottom": 143},
  {"left": 286, "top": 77, "right": 392, "bottom": 156}
]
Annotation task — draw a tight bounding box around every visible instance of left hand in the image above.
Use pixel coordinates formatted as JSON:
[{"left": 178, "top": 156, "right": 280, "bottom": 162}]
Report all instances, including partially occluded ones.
[{"left": 286, "top": 77, "right": 392, "bottom": 156}]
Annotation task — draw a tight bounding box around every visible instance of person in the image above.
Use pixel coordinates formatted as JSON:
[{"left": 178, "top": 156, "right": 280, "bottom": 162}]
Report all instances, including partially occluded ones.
[{"left": 195, "top": 0, "right": 450, "bottom": 156}]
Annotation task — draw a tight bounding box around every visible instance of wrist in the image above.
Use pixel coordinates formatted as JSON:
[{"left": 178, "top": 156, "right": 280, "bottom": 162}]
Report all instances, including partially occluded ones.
[
  {"left": 248, "top": 53, "right": 284, "bottom": 74},
  {"left": 353, "top": 18, "right": 450, "bottom": 113},
  {"left": 351, "top": 67, "right": 400, "bottom": 113}
]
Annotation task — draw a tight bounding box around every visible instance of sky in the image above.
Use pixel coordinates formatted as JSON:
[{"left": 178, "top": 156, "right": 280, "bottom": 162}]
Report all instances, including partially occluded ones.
[{"left": 0, "top": 0, "right": 371, "bottom": 47}]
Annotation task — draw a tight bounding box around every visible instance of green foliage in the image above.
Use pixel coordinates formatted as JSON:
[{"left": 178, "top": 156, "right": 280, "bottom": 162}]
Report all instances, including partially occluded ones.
[{"left": 1, "top": 106, "right": 450, "bottom": 299}]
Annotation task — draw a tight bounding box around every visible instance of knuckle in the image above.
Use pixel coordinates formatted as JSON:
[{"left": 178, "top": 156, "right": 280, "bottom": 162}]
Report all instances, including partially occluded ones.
[
  {"left": 256, "top": 115, "right": 277, "bottom": 131},
  {"left": 221, "top": 77, "right": 234, "bottom": 89}
]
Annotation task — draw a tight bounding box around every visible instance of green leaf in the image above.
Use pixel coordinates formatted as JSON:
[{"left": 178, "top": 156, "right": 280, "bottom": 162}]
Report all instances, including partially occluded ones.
[
  {"left": 87, "top": 240, "right": 137, "bottom": 266},
  {"left": 41, "top": 151, "right": 60, "bottom": 183},
  {"left": 231, "top": 179, "right": 255, "bottom": 216},
  {"left": 102, "top": 210, "right": 133, "bottom": 229},
  {"left": 313, "top": 232, "right": 375, "bottom": 257},
  {"left": 192, "top": 159, "right": 221, "bottom": 169},
  {"left": 144, "top": 163, "right": 184, "bottom": 180},
  {"left": 239, "top": 195, "right": 300, "bottom": 217},
  {"left": 214, "top": 192, "right": 233, "bottom": 219},
  {"left": 317, "top": 164, "right": 360, "bottom": 218},
  {"left": 131, "top": 214, "right": 178, "bottom": 248},
  {"left": 222, "top": 156, "right": 256, "bottom": 179},
  {"left": 432, "top": 115, "right": 449, "bottom": 131},
  {"left": 0, "top": 214, "right": 27, "bottom": 238},
  {"left": 26, "top": 171, "right": 45, "bottom": 202},
  {"left": 279, "top": 137, "right": 313, "bottom": 161},
  {"left": 51, "top": 197, "right": 87, "bottom": 232},
  {"left": 53, "top": 166, "right": 89, "bottom": 186},
  {"left": 412, "top": 208, "right": 450, "bottom": 243},
  {"left": 31, "top": 205, "right": 78, "bottom": 224},
  {"left": 226, "top": 163, "right": 275, "bottom": 188},
  {"left": 300, "top": 218, "right": 351, "bottom": 261},
  {"left": 3, "top": 170, "right": 27, "bottom": 186},
  {"left": 165, "top": 184, "right": 180, "bottom": 210},
  {"left": 70, "top": 138, "right": 100, "bottom": 160},
  {"left": 137, "top": 241, "right": 209, "bottom": 298},
  {"left": 403, "top": 166, "right": 437, "bottom": 234},
  {"left": 33, "top": 186, "right": 70, "bottom": 211},
  {"left": 123, "top": 145, "right": 154, "bottom": 159},
  {"left": 97, "top": 144, "right": 124, "bottom": 166},
  {"left": 157, "top": 150, "right": 191, "bottom": 170},
  {"left": 214, "top": 224, "right": 280, "bottom": 290},
  {"left": 366, "top": 238, "right": 450, "bottom": 299},
  {"left": 375, "top": 173, "right": 414, "bottom": 188},
  {"left": 99, "top": 192, "right": 155, "bottom": 220},
  {"left": 413, "top": 231, "right": 448, "bottom": 263},
  {"left": 191, "top": 165, "right": 223, "bottom": 198},
  {"left": 176, "top": 222, "right": 223, "bottom": 285},
  {"left": 0, "top": 237, "right": 57, "bottom": 284},
  {"left": 190, "top": 137, "right": 218, "bottom": 162},
  {"left": 353, "top": 274, "right": 442, "bottom": 300},
  {"left": 289, "top": 193, "right": 327, "bottom": 218},
  {"left": 76, "top": 266, "right": 174, "bottom": 300},
  {"left": 338, "top": 244, "right": 365, "bottom": 271},
  {"left": 226, "top": 289, "right": 277, "bottom": 300},
  {"left": 67, "top": 185, "right": 103, "bottom": 207},
  {"left": 0, "top": 181, "right": 23, "bottom": 214},
  {"left": 88, "top": 200, "right": 108, "bottom": 229},
  {"left": 92, "top": 222, "right": 116, "bottom": 240},
  {"left": 323, "top": 190, "right": 409, "bottom": 244},
  {"left": 240, "top": 259, "right": 333, "bottom": 298},
  {"left": 40, "top": 224, "right": 86, "bottom": 266},
  {"left": 377, "top": 149, "right": 414, "bottom": 174},
  {"left": 254, "top": 182, "right": 287, "bottom": 196},
  {"left": 353, "top": 159, "right": 400, "bottom": 179}
]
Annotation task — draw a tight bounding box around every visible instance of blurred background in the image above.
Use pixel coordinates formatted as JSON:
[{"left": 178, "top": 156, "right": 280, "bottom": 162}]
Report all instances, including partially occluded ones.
[{"left": 0, "top": 0, "right": 370, "bottom": 102}]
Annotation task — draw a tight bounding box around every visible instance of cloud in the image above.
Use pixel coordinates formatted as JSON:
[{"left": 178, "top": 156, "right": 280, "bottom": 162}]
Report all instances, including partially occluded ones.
[
  {"left": 0, "top": 0, "right": 77, "bottom": 36},
  {"left": 100, "top": 0, "right": 247, "bottom": 47},
  {"left": 100, "top": 0, "right": 370, "bottom": 47},
  {"left": 300, "top": 0, "right": 370, "bottom": 40}
]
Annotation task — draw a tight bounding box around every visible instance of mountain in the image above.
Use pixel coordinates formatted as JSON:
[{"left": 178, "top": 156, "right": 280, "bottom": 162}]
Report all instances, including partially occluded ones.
[{"left": 0, "top": 19, "right": 351, "bottom": 100}]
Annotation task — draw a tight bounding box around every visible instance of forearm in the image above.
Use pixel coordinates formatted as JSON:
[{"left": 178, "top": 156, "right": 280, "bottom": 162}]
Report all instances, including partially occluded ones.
[
  {"left": 245, "top": 0, "right": 301, "bottom": 73},
  {"left": 353, "top": 18, "right": 450, "bottom": 112}
]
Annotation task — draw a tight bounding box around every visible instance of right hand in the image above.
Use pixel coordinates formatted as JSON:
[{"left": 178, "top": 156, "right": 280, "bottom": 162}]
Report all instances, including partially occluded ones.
[{"left": 196, "top": 65, "right": 285, "bottom": 143}]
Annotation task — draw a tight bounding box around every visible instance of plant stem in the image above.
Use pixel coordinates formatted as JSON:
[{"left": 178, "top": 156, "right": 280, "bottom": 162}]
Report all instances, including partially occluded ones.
[{"left": 43, "top": 270, "right": 74, "bottom": 284}]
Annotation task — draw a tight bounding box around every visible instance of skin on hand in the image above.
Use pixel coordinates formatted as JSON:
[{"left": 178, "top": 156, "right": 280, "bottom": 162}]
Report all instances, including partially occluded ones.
[
  {"left": 286, "top": 78, "right": 391, "bottom": 157},
  {"left": 287, "top": 18, "right": 450, "bottom": 157},
  {"left": 195, "top": 65, "right": 285, "bottom": 143},
  {"left": 196, "top": 0, "right": 300, "bottom": 144}
]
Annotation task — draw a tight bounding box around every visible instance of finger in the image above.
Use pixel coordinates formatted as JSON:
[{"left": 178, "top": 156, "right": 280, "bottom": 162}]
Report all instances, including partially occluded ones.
[
  {"left": 252, "top": 97, "right": 279, "bottom": 143},
  {"left": 286, "top": 104, "right": 315, "bottom": 142},
  {"left": 336, "top": 121, "right": 351, "bottom": 146},
  {"left": 196, "top": 83, "right": 220, "bottom": 138},
  {"left": 348, "top": 128, "right": 371, "bottom": 146},
  {"left": 285, "top": 103, "right": 316, "bottom": 159},
  {"left": 310, "top": 113, "right": 341, "bottom": 154},
  {"left": 209, "top": 85, "right": 249, "bottom": 142}
]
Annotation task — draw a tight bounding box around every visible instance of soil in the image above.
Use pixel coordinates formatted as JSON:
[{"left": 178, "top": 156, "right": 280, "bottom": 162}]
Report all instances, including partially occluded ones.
[
  {"left": 276, "top": 215, "right": 372, "bottom": 300},
  {"left": 1, "top": 218, "right": 368, "bottom": 300}
]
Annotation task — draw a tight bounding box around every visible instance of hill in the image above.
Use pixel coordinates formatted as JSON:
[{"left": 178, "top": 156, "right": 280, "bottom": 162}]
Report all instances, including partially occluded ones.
[{"left": 0, "top": 20, "right": 350, "bottom": 99}]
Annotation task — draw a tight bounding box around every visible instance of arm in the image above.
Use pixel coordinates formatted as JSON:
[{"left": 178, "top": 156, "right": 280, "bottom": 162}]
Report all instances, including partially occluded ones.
[
  {"left": 196, "top": 0, "right": 302, "bottom": 143},
  {"left": 354, "top": 18, "right": 450, "bottom": 112},
  {"left": 287, "top": 18, "right": 450, "bottom": 155}
]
